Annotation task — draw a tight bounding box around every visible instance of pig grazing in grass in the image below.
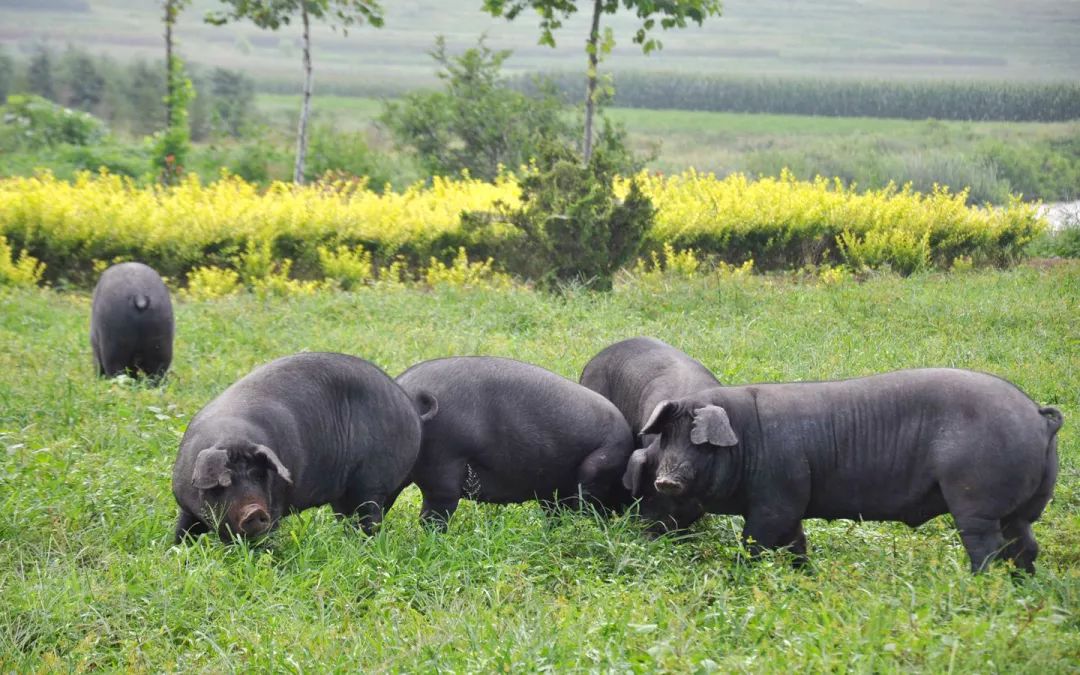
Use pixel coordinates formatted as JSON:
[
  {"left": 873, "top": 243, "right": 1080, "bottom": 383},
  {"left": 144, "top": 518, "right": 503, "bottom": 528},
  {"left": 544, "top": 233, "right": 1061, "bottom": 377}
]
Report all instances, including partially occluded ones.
[
  {"left": 172, "top": 352, "right": 421, "bottom": 544},
  {"left": 580, "top": 336, "right": 721, "bottom": 532},
  {"left": 395, "top": 356, "right": 636, "bottom": 527},
  {"left": 641, "top": 368, "right": 1062, "bottom": 574},
  {"left": 90, "top": 262, "right": 174, "bottom": 380}
]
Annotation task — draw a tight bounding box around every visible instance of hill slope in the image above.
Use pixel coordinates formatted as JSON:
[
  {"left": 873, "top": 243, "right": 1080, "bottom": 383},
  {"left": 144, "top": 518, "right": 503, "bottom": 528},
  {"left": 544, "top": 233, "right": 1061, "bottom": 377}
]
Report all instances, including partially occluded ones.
[{"left": 1, "top": 0, "right": 1077, "bottom": 91}]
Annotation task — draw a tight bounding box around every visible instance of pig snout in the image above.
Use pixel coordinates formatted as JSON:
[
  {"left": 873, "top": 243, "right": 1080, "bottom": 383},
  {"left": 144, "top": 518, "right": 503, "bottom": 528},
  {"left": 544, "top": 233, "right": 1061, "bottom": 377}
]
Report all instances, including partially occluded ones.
[
  {"left": 235, "top": 503, "right": 272, "bottom": 537},
  {"left": 654, "top": 475, "right": 687, "bottom": 496}
]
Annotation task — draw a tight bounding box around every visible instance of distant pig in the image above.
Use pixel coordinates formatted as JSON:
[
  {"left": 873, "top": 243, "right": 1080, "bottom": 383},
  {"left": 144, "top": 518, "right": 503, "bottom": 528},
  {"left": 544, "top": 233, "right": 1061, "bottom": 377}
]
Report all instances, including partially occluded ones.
[
  {"left": 395, "top": 356, "right": 635, "bottom": 527},
  {"left": 641, "top": 368, "right": 1062, "bottom": 573},
  {"left": 90, "top": 262, "right": 174, "bottom": 380},
  {"left": 172, "top": 352, "right": 421, "bottom": 544},
  {"left": 580, "top": 337, "right": 721, "bottom": 532}
]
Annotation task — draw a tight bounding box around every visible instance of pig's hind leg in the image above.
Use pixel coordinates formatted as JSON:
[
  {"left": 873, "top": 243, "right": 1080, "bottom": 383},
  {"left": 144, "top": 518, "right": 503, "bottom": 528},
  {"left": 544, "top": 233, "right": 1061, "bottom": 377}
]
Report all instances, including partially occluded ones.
[{"left": 576, "top": 442, "right": 633, "bottom": 513}]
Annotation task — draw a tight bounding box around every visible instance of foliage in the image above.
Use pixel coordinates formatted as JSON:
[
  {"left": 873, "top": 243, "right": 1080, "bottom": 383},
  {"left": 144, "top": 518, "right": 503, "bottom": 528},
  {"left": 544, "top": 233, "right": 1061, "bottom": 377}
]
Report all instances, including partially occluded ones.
[
  {"left": 0, "top": 169, "right": 1046, "bottom": 289},
  {"left": 151, "top": 56, "right": 194, "bottom": 185},
  {"left": 630, "top": 241, "right": 700, "bottom": 280},
  {"left": 637, "top": 168, "right": 1044, "bottom": 270},
  {"left": 305, "top": 124, "right": 408, "bottom": 190},
  {"left": 482, "top": 0, "right": 722, "bottom": 54},
  {"left": 317, "top": 243, "right": 373, "bottom": 289},
  {"left": 464, "top": 139, "right": 655, "bottom": 290},
  {"left": 206, "top": 0, "right": 384, "bottom": 31},
  {"left": 0, "top": 47, "right": 13, "bottom": 102},
  {"left": 208, "top": 67, "right": 256, "bottom": 138},
  {"left": 0, "top": 235, "right": 45, "bottom": 287},
  {"left": 0, "top": 95, "right": 107, "bottom": 151},
  {"left": 181, "top": 265, "right": 242, "bottom": 300},
  {"left": 521, "top": 71, "right": 1080, "bottom": 122},
  {"left": 381, "top": 37, "right": 575, "bottom": 182},
  {"left": 0, "top": 267, "right": 1078, "bottom": 670},
  {"left": 424, "top": 247, "right": 513, "bottom": 289},
  {"left": 25, "top": 45, "right": 55, "bottom": 101},
  {"left": 981, "top": 136, "right": 1080, "bottom": 203},
  {"left": 57, "top": 46, "right": 106, "bottom": 111}
]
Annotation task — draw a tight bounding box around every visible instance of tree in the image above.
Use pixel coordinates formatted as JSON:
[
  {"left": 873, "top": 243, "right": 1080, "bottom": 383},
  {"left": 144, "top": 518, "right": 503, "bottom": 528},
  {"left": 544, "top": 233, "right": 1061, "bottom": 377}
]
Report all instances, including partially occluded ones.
[
  {"left": 164, "top": 0, "right": 190, "bottom": 128},
  {"left": 26, "top": 45, "right": 56, "bottom": 102},
  {"left": 0, "top": 47, "right": 15, "bottom": 103},
  {"left": 59, "top": 46, "right": 106, "bottom": 111},
  {"left": 209, "top": 67, "right": 256, "bottom": 138},
  {"left": 207, "top": 0, "right": 384, "bottom": 184},
  {"left": 483, "top": 0, "right": 721, "bottom": 162},
  {"left": 381, "top": 37, "right": 574, "bottom": 181}
]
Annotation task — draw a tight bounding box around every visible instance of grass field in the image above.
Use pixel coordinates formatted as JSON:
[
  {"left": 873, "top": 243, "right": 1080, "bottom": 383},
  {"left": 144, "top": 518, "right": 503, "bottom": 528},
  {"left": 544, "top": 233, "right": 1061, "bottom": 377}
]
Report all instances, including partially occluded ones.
[
  {"left": 257, "top": 93, "right": 1080, "bottom": 195},
  {"left": 1, "top": 266, "right": 1078, "bottom": 670}
]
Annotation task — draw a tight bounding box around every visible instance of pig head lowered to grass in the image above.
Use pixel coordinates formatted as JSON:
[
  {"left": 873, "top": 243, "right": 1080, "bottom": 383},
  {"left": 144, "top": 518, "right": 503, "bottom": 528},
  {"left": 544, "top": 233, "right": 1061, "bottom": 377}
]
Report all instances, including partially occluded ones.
[
  {"left": 641, "top": 368, "right": 1062, "bottom": 573},
  {"left": 580, "top": 336, "right": 722, "bottom": 532},
  {"left": 172, "top": 352, "right": 421, "bottom": 543},
  {"left": 395, "top": 356, "right": 636, "bottom": 527},
  {"left": 90, "top": 262, "right": 174, "bottom": 380}
]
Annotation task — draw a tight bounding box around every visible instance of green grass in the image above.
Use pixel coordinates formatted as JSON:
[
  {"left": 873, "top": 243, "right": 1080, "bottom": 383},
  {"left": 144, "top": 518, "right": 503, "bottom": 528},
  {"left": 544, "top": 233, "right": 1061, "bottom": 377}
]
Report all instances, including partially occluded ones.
[{"left": 1, "top": 266, "right": 1078, "bottom": 670}]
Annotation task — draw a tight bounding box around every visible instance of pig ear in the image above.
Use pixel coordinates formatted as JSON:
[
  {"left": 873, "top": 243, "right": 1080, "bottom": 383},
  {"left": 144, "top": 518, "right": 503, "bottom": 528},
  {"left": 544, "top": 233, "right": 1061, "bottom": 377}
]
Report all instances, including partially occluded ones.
[
  {"left": 254, "top": 445, "right": 293, "bottom": 485},
  {"left": 640, "top": 400, "right": 677, "bottom": 436},
  {"left": 691, "top": 405, "right": 738, "bottom": 447},
  {"left": 622, "top": 447, "right": 650, "bottom": 496},
  {"left": 192, "top": 447, "right": 232, "bottom": 489},
  {"left": 414, "top": 390, "right": 439, "bottom": 422}
]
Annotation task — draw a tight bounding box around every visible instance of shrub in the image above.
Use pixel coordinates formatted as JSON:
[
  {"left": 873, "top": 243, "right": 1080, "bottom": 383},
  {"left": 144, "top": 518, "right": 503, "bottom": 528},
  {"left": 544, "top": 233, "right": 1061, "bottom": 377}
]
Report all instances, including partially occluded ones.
[
  {"left": 304, "top": 124, "right": 409, "bottom": 192},
  {"left": 0, "top": 235, "right": 45, "bottom": 287},
  {"left": 0, "top": 94, "right": 107, "bottom": 150},
  {"left": 465, "top": 140, "right": 654, "bottom": 291},
  {"left": 182, "top": 266, "right": 241, "bottom": 300},
  {"left": 424, "top": 247, "right": 512, "bottom": 289},
  {"left": 0, "top": 169, "right": 1045, "bottom": 288},
  {"left": 318, "top": 244, "right": 373, "bottom": 290},
  {"left": 382, "top": 37, "right": 575, "bottom": 182}
]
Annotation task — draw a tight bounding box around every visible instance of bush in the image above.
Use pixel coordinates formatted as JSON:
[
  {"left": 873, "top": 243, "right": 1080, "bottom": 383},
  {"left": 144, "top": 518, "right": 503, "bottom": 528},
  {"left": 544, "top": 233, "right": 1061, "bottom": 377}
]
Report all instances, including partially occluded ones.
[
  {"left": 382, "top": 37, "right": 575, "bottom": 182},
  {"left": 304, "top": 125, "right": 412, "bottom": 192},
  {"left": 318, "top": 244, "right": 373, "bottom": 290},
  {"left": 424, "top": 247, "right": 512, "bottom": 289},
  {"left": 182, "top": 266, "right": 241, "bottom": 300},
  {"left": 0, "top": 169, "right": 1045, "bottom": 289},
  {"left": 464, "top": 139, "right": 654, "bottom": 291},
  {"left": 0, "top": 94, "right": 107, "bottom": 150},
  {"left": 0, "top": 235, "right": 45, "bottom": 287}
]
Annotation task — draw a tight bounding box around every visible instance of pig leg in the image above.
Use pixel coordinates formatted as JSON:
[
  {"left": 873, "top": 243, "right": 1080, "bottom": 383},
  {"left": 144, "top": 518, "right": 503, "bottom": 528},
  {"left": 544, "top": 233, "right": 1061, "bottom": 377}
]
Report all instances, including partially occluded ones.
[
  {"left": 742, "top": 508, "right": 806, "bottom": 562},
  {"left": 952, "top": 515, "right": 1006, "bottom": 573},
  {"left": 173, "top": 509, "right": 208, "bottom": 544},
  {"left": 577, "top": 442, "right": 632, "bottom": 512},
  {"left": 415, "top": 460, "right": 466, "bottom": 531},
  {"left": 1001, "top": 518, "right": 1039, "bottom": 575}
]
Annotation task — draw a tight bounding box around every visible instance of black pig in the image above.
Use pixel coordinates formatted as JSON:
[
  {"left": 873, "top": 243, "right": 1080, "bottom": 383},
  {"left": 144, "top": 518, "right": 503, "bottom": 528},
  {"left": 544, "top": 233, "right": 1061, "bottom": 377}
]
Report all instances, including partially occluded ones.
[
  {"left": 172, "top": 352, "right": 421, "bottom": 543},
  {"left": 90, "top": 262, "right": 174, "bottom": 379},
  {"left": 641, "top": 368, "right": 1062, "bottom": 573},
  {"left": 396, "top": 356, "right": 635, "bottom": 527},
  {"left": 580, "top": 336, "right": 721, "bottom": 532}
]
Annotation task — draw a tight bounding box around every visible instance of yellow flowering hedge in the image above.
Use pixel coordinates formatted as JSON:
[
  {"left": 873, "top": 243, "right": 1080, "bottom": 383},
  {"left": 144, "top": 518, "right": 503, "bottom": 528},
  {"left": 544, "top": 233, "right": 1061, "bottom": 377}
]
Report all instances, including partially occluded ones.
[{"left": 0, "top": 168, "right": 1044, "bottom": 287}]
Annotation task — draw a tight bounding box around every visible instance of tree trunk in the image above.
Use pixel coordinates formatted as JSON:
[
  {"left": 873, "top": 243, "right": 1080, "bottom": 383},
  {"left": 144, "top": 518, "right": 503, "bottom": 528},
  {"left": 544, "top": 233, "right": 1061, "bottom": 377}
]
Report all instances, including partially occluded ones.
[
  {"left": 294, "top": 3, "right": 313, "bottom": 185},
  {"left": 164, "top": 0, "right": 174, "bottom": 128},
  {"left": 582, "top": 0, "right": 603, "bottom": 163}
]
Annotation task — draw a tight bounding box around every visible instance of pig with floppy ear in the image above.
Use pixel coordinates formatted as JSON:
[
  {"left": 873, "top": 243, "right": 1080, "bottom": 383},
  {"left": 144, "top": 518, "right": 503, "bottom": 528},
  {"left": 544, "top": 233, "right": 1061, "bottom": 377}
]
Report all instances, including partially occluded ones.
[
  {"left": 179, "top": 442, "right": 294, "bottom": 543},
  {"left": 639, "top": 399, "right": 739, "bottom": 497}
]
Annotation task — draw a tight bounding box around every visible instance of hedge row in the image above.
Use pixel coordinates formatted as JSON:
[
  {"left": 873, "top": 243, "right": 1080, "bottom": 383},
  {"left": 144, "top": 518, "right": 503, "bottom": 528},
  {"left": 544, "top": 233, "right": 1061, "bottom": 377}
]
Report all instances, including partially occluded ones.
[{"left": 0, "top": 170, "right": 1045, "bottom": 287}]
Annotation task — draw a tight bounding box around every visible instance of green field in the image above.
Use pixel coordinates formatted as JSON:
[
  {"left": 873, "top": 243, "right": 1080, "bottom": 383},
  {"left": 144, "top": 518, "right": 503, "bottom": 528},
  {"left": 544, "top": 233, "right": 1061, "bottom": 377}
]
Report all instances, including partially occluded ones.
[
  {"left": 3, "top": 0, "right": 1078, "bottom": 91},
  {"left": 258, "top": 93, "right": 1080, "bottom": 193},
  {"left": 1, "top": 266, "right": 1078, "bottom": 670}
]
